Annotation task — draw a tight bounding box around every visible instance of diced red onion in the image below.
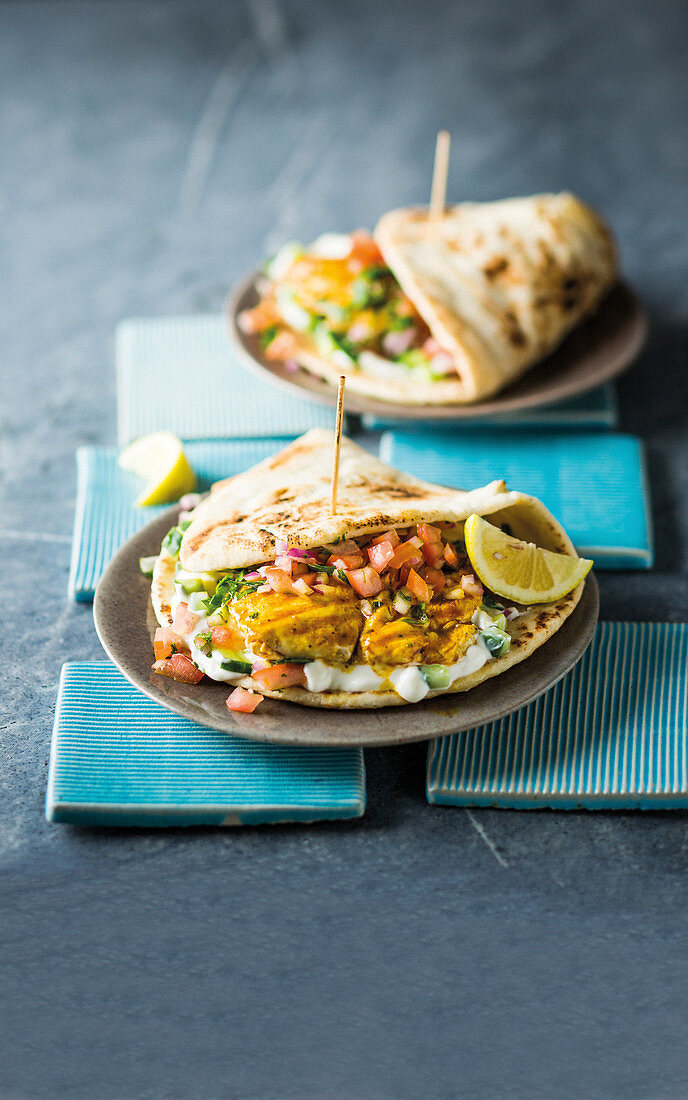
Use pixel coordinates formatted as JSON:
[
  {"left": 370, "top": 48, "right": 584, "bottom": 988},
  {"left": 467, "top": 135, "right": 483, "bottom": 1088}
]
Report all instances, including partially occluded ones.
[
  {"left": 256, "top": 583, "right": 272, "bottom": 593},
  {"left": 293, "top": 578, "right": 313, "bottom": 596},
  {"left": 251, "top": 658, "right": 269, "bottom": 672},
  {"left": 179, "top": 493, "right": 202, "bottom": 511},
  {"left": 347, "top": 319, "right": 374, "bottom": 343},
  {"left": 382, "top": 327, "right": 417, "bottom": 357},
  {"left": 430, "top": 352, "right": 456, "bottom": 375},
  {"left": 284, "top": 359, "right": 300, "bottom": 373},
  {"left": 245, "top": 571, "right": 261, "bottom": 580},
  {"left": 461, "top": 573, "right": 484, "bottom": 598}
]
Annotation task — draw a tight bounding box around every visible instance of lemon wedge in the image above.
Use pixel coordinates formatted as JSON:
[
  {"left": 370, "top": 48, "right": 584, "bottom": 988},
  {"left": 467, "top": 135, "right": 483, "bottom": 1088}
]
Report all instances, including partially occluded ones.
[
  {"left": 118, "top": 432, "right": 196, "bottom": 507},
  {"left": 464, "top": 514, "right": 592, "bottom": 604}
]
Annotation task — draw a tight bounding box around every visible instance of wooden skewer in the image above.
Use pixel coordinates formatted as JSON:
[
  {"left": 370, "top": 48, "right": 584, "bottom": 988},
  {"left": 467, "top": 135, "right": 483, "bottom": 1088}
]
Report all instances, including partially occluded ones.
[
  {"left": 330, "top": 375, "right": 346, "bottom": 515},
  {"left": 429, "top": 130, "right": 451, "bottom": 221}
]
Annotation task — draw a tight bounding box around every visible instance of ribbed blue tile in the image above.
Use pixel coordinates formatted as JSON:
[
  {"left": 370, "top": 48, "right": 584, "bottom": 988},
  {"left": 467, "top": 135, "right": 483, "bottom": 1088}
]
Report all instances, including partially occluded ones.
[
  {"left": 116, "top": 314, "right": 338, "bottom": 443},
  {"left": 381, "top": 430, "right": 653, "bottom": 570},
  {"left": 68, "top": 439, "right": 282, "bottom": 602},
  {"left": 427, "top": 622, "right": 688, "bottom": 810},
  {"left": 47, "top": 663, "right": 366, "bottom": 827},
  {"left": 363, "top": 384, "right": 618, "bottom": 431}
]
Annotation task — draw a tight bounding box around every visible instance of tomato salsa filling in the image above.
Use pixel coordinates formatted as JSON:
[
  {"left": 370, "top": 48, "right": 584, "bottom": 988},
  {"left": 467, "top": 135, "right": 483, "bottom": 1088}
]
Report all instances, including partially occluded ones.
[
  {"left": 238, "top": 231, "right": 459, "bottom": 382},
  {"left": 151, "top": 520, "right": 517, "bottom": 709}
]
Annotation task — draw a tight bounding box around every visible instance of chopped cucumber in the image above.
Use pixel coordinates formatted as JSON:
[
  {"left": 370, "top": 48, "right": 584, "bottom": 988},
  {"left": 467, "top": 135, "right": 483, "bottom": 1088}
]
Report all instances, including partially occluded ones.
[
  {"left": 221, "top": 658, "right": 253, "bottom": 675},
  {"left": 139, "top": 555, "right": 158, "bottom": 577},
  {"left": 175, "top": 567, "right": 216, "bottom": 595},
  {"left": 398, "top": 348, "right": 432, "bottom": 371},
  {"left": 187, "top": 591, "right": 209, "bottom": 614},
  {"left": 420, "top": 665, "right": 452, "bottom": 690},
  {"left": 479, "top": 626, "right": 511, "bottom": 658},
  {"left": 275, "top": 287, "right": 312, "bottom": 332}
]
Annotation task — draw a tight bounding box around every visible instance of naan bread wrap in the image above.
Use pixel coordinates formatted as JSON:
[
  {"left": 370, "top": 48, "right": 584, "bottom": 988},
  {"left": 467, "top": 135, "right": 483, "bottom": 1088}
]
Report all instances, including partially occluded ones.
[
  {"left": 243, "top": 193, "right": 616, "bottom": 407},
  {"left": 151, "top": 430, "right": 587, "bottom": 709},
  {"left": 373, "top": 193, "right": 617, "bottom": 402}
]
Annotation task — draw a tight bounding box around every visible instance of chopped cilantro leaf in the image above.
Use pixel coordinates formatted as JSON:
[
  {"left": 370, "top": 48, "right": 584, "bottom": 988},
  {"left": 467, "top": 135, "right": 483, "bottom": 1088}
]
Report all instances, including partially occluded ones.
[
  {"left": 204, "top": 569, "right": 262, "bottom": 614},
  {"left": 259, "top": 325, "right": 278, "bottom": 349}
]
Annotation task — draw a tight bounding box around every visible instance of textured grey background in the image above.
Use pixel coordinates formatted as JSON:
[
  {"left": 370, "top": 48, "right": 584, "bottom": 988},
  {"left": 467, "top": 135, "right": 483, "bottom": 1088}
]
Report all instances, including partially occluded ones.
[{"left": 2, "top": 2, "right": 688, "bottom": 1098}]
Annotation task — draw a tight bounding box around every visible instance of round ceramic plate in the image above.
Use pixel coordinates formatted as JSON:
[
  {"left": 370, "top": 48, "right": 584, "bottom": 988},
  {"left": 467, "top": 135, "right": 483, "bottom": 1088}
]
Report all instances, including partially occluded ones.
[
  {"left": 227, "top": 275, "right": 646, "bottom": 420},
  {"left": 94, "top": 509, "right": 599, "bottom": 747}
]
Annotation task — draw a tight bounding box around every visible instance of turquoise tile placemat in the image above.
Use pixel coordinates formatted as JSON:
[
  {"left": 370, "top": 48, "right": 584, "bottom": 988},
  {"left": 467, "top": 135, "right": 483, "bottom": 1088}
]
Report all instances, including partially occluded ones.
[
  {"left": 380, "top": 430, "right": 653, "bottom": 570},
  {"left": 427, "top": 622, "right": 688, "bottom": 810},
  {"left": 47, "top": 663, "right": 366, "bottom": 827},
  {"left": 363, "top": 384, "right": 618, "bottom": 431},
  {"left": 116, "top": 314, "right": 339, "bottom": 443},
  {"left": 68, "top": 439, "right": 280, "bottom": 602}
]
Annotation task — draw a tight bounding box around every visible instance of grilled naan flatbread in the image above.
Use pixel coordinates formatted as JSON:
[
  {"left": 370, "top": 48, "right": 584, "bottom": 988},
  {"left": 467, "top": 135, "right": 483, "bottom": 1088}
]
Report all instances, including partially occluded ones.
[
  {"left": 150, "top": 430, "right": 589, "bottom": 708},
  {"left": 373, "top": 192, "right": 617, "bottom": 402}
]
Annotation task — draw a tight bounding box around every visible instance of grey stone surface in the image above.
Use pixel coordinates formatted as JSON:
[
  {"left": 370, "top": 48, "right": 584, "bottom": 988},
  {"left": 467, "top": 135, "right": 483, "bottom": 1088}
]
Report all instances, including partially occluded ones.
[{"left": 1, "top": 1, "right": 687, "bottom": 1097}]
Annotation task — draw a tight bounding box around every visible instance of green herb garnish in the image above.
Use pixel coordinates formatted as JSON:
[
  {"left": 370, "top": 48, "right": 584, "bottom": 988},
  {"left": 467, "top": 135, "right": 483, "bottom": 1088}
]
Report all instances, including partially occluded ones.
[
  {"left": 259, "top": 325, "right": 278, "bottom": 349},
  {"left": 205, "top": 569, "right": 262, "bottom": 614},
  {"left": 194, "top": 631, "right": 213, "bottom": 657}
]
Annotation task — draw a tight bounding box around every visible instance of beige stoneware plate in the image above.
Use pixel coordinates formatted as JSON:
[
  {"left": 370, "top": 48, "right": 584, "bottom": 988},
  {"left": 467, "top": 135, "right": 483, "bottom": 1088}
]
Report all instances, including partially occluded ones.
[
  {"left": 94, "top": 509, "right": 599, "bottom": 747},
  {"left": 227, "top": 276, "right": 646, "bottom": 420}
]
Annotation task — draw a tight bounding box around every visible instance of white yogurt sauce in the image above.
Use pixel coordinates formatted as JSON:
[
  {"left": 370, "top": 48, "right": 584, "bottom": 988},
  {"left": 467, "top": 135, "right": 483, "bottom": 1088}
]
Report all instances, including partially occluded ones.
[
  {"left": 304, "top": 661, "right": 384, "bottom": 694},
  {"left": 171, "top": 585, "right": 495, "bottom": 701}
]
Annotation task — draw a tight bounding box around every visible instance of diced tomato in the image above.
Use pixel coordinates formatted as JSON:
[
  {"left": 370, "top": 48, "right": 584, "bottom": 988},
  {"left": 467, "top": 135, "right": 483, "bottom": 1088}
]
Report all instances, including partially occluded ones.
[
  {"left": 264, "top": 566, "right": 295, "bottom": 593},
  {"left": 152, "top": 653, "right": 204, "bottom": 684},
  {"left": 153, "top": 626, "right": 182, "bottom": 660},
  {"left": 265, "top": 331, "right": 301, "bottom": 362},
  {"left": 172, "top": 602, "right": 200, "bottom": 634},
  {"left": 422, "top": 541, "right": 445, "bottom": 568},
  {"left": 345, "top": 566, "right": 383, "bottom": 597},
  {"left": 418, "top": 522, "right": 442, "bottom": 545},
  {"left": 460, "top": 573, "right": 484, "bottom": 598},
  {"left": 346, "top": 230, "right": 385, "bottom": 273},
  {"left": 444, "top": 542, "right": 458, "bottom": 566},
  {"left": 406, "top": 568, "right": 434, "bottom": 604},
  {"left": 367, "top": 540, "right": 396, "bottom": 573},
  {"left": 328, "top": 552, "right": 365, "bottom": 570},
  {"left": 388, "top": 540, "right": 423, "bottom": 570},
  {"left": 371, "top": 528, "right": 400, "bottom": 547},
  {"left": 252, "top": 663, "right": 307, "bottom": 690},
  {"left": 398, "top": 563, "right": 412, "bottom": 586},
  {"left": 423, "top": 566, "right": 446, "bottom": 593},
  {"left": 237, "top": 298, "right": 280, "bottom": 334},
  {"left": 209, "top": 625, "right": 242, "bottom": 652},
  {"left": 226, "top": 687, "right": 264, "bottom": 713}
]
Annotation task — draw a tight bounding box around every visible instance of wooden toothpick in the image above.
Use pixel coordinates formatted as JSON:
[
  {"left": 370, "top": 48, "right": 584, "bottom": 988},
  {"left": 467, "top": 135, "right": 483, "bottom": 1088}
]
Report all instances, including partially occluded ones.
[
  {"left": 330, "top": 375, "right": 346, "bottom": 515},
  {"left": 429, "top": 130, "right": 451, "bottom": 221}
]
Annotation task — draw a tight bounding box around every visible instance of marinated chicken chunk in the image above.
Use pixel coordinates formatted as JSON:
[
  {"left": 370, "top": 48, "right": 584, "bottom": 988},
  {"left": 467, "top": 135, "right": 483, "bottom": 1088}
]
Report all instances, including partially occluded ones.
[
  {"left": 228, "top": 586, "right": 363, "bottom": 664},
  {"left": 359, "top": 590, "right": 480, "bottom": 671}
]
